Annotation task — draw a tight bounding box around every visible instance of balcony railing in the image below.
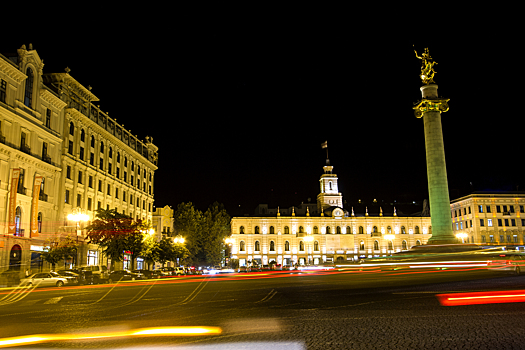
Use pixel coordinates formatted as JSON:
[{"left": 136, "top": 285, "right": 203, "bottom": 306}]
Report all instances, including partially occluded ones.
[
  {"left": 39, "top": 192, "right": 48, "bottom": 202},
  {"left": 17, "top": 186, "right": 27, "bottom": 195},
  {"left": 20, "top": 143, "right": 31, "bottom": 155}
]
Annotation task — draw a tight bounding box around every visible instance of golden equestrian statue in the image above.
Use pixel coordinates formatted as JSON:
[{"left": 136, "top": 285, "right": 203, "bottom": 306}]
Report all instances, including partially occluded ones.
[{"left": 414, "top": 46, "right": 437, "bottom": 85}]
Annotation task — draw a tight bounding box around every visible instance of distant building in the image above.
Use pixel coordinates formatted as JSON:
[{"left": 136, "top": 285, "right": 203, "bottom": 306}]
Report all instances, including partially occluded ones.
[
  {"left": 450, "top": 192, "right": 525, "bottom": 246},
  {"left": 230, "top": 162, "right": 432, "bottom": 267},
  {"left": 152, "top": 205, "right": 175, "bottom": 241}
]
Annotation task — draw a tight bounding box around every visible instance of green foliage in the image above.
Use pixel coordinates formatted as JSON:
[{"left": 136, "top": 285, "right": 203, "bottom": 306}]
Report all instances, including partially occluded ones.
[
  {"left": 41, "top": 235, "right": 78, "bottom": 270},
  {"left": 156, "top": 238, "right": 190, "bottom": 266},
  {"left": 86, "top": 208, "right": 148, "bottom": 268},
  {"left": 173, "top": 202, "right": 230, "bottom": 266}
]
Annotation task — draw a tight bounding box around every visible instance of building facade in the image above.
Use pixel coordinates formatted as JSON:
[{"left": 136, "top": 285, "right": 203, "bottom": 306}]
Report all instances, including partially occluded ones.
[
  {"left": 1, "top": 44, "right": 159, "bottom": 275},
  {"left": 230, "top": 163, "right": 433, "bottom": 267},
  {"left": 0, "top": 45, "right": 66, "bottom": 273},
  {"left": 450, "top": 192, "right": 525, "bottom": 246}
]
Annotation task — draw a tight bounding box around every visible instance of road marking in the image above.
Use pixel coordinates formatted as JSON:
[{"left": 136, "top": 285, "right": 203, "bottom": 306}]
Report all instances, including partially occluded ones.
[
  {"left": 256, "top": 289, "right": 277, "bottom": 303},
  {"left": 44, "top": 297, "right": 63, "bottom": 304}
]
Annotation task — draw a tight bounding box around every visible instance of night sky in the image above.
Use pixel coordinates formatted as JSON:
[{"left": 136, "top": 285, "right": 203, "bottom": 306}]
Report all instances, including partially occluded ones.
[{"left": 2, "top": 20, "right": 521, "bottom": 216}]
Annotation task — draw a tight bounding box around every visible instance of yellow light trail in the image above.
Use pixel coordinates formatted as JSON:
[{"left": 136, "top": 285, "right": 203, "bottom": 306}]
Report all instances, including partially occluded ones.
[{"left": 0, "top": 327, "right": 222, "bottom": 348}]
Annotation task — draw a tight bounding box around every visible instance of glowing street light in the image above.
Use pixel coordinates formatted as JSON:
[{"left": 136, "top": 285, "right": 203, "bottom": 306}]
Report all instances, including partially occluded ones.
[
  {"left": 456, "top": 232, "right": 468, "bottom": 243},
  {"left": 174, "top": 237, "right": 185, "bottom": 244},
  {"left": 384, "top": 234, "right": 395, "bottom": 255}
]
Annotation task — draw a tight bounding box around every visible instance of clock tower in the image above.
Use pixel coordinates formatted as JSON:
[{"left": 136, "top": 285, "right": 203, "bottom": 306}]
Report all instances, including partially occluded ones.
[{"left": 317, "top": 160, "right": 343, "bottom": 213}]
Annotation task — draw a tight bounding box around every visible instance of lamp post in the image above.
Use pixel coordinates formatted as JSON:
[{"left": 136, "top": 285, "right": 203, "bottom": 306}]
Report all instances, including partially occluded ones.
[
  {"left": 456, "top": 233, "right": 468, "bottom": 244},
  {"left": 224, "top": 237, "right": 234, "bottom": 267},
  {"left": 384, "top": 234, "right": 395, "bottom": 255},
  {"left": 67, "top": 208, "right": 90, "bottom": 267},
  {"left": 304, "top": 235, "right": 314, "bottom": 265}
]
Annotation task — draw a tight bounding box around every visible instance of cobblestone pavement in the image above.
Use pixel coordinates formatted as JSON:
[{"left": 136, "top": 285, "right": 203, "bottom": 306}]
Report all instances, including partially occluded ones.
[{"left": 2, "top": 269, "right": 525, "bottom": 349}]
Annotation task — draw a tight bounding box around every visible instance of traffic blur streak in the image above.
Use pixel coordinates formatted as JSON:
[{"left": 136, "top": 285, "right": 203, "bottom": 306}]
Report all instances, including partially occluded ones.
[
  {"left": 437, "top": 290, "right": 525, "bottom": 306},
  {"left": 0, "top": 327, "right": 222, "bottom": 348}
]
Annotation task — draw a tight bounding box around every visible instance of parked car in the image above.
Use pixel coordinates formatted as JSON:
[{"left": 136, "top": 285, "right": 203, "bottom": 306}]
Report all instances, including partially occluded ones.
[
  {"left": 132, "top": 269, "right": 160, "bottom": 279},
  {"left": 55, "top": 270, "right": 81, "bottom": 285},
  {"left": 108, "top": 270, "right": 143, "bottom": 283},
  {"left": 20, "top": 272, "right": 71, "bottom": 287},
  {"left": 80, "top": 265, "right": 109, "bottom": 284},
  {"left": 159, "top": 267, "right": 185, "bottom": 276},
  {"left": 59, "top": 269, "right": 94, "bottom": 285}
]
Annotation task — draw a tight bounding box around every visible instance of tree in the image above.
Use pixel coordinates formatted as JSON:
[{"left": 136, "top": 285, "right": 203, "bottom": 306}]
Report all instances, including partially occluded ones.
[
  {"left": 141, "top": 235, "right": 160, "bottom": 270},
  {"left": 85, "top": 209, "right": 148, "bottom": 270},
  {"left": 41, "top": 235, "right": 78, "bottom": 271},
  {"left": 173, "top": 202, "right": 204, "bottom": 264},
  {"left": 156, "top": 237, "right": 190, "bottom": 267},
  {"left": 201, "top": 202, "right": 231, "bottom": 265},
  {"left": 173, "top": 201, "right": 230, "bottom": 266}
]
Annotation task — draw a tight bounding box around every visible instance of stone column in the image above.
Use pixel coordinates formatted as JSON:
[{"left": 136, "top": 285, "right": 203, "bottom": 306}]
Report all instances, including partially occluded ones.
[{"left": 419, "top": 84, "right": 455, "bottom": 244}]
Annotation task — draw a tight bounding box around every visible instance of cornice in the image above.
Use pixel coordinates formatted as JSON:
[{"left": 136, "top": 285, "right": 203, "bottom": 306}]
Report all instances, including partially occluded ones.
[
  {"left": 66, "top": 108, "right": 158, "bottom": 170},
  {"left": 44, "top": 73, "right": 99, "bottom": 102},
  {"left": 0, "top": 144, "right": 61, "bottom": 173},
  {"left": 0, "top": 56, "right": 27, "bottom": 84},
  {"left": 40, "top": 88, "right": 67, "bottom": 110}
]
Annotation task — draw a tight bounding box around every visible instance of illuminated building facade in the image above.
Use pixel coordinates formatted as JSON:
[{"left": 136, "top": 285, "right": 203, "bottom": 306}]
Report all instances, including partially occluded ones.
[
  {"left": 44, "top": 69, "right": 158, "bottom": 268},
  {"left": 0, "top": 45, "right": 66, "bottom": 273},
  {"left": 230, "top": 162, "right": 433, "bottom": 267},
  {"left": 0, "top": 45, "right": 158, "bottom": 274},
  {"left": 450, "top": 193, "right": 525, "bottom": 246}
]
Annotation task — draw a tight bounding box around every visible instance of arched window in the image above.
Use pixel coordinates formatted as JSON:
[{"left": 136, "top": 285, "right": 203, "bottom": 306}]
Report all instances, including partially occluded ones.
[
  {"left": 388, "top": 241, "right": 393, "bottom": 250},
  {"left": 373, "top": 226, "right": 378, "bottom": 233},
  {"left": 24, "top": 67, "right": 34, "bottom": 108},
  {"left": 326, "top": 226, "right": 331, "bottom": 234},
  {"left": 109, "top": 147, "right": 113, "bottom": 158},
  {"left": 416, "top": 240, "right": 421, "bottom": 246},
  {"left": 387, "top": 226, "right": 392, "bottom": 234},
  {"left": 255, "top": 241, "right": 260, "bottom": 251},
  {"left": 402, "top": 240, "right": 408, "bottom": 250},
  {"left": 299, "top": 241, "right": 304, "bottom": 251},
  {"left": 401, "top": 226, "right": 406, "bottom": 234},
  {"left": 15, "top": 206, "right": 22, "bottom": 236},
  {"left": 80, "top": 129, "right": 85, "bottom": 142},
  {"left": 269, "top": 226, "right": 275, "bottom": 234},
  {"left": 69, "top": 122, "right": 75, "bottom": 136},
  {"left": 91, "top": 136, "right": 95, "bottom": 148},
  {"left": 117, "top": 152, "right": 121, "bottom": 163},
  {"left": 285, "top": 241, "right": 290, "bottom": 251},
  {"left": 313, "top": 226, "right": 319, "bottom": 234},
  {"left": 359, "top": 240, "right": 365, "bottom": 251},
  {"left": 270, "top": 241, "right": 275, "bottom": 251},
  {"left": 284, "top": 226, "right": 290, "bottom": 234},
  {"left": 337, "top": 226, "right": 341, "bottom": 234},
  {"left": 374, "top": 240, "right": 379, "bottom": 250},
  {"left": 347, "top": 226, "right": 352, "bottom": 234},
  {"left": 299, "top": 226, "right": 304, "bottom": 233},
  {"left": 415, "top": 226, "right": 420, "bottom": 234},
  {"left": 37, "top": 212, "right": 43, "bottom": 233},
  {"left": 254, "top": 226, "right": 260, "bottom": 234},
  {"left": 314, "top": 241, "right": 319, "bottom": 251},
  {"left": 240, "top": 241, "right": 245, "bottom": 251},
  {"left": 359, "top": 226, "right": 364, "bottom": 234},
  {"left": 239, "top": 226, "right": 245, "bottom": 234},
  {"left": 100, "top": 141, "right": 104, "bottom": 154}
]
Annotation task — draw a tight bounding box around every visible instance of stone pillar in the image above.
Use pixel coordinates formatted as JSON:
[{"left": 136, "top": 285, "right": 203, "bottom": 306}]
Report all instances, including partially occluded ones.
[{"left": 420, "top": 84, "right": 455, "bottom": 244}]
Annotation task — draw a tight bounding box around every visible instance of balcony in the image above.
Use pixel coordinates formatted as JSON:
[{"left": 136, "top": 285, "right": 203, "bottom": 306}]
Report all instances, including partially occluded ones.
[
  {"left": 17, "top": 186, "right": 27, "bottom": 195},
  {"left": 503, "top": 212, "right": 511, "bottom": 216},
  {"left": 20, "top": 143, "right": 31, "bottom": 155},
  {"left": 39, "top": 192, "right": 48, "bottom": 202},
  {"left": 42, "top": 154, "right": 52, "bottom": 164}
]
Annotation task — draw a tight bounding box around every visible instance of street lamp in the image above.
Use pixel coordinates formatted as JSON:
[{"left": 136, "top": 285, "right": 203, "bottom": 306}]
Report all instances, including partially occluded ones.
[
  {"left": 174, "top": 236, "right": 185, "bottom": 244},
  {"left": 224, "top": 237, "right": 234, "bottom": 267},
  {"left": 304, "top": 235, "right": 314, "bottom": 265},
  {"left": 67, "top": 208, "right": 90, "bottom": 267},
  {"left": 456, "top": 233, "right": 468, "bottom": 243},
  {"left": 384, "top": 234, "right": 395, "bottom": 255}
]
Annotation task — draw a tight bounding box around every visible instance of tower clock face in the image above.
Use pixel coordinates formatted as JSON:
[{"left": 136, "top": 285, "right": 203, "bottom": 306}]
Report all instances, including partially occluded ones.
[{"left": 334, "top": 209, "right": 342, "bottom": 216}]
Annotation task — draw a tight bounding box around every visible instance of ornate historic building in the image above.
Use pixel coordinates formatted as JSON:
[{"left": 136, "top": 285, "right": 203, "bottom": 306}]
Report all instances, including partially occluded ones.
[
  {"left": 0, "top": 45, "right": 66, "bottom": 273},
  {"left": 230, "top": 162, "right": 433, "bottom": 267},
  {"left": 1, "top": 44, "right": 159, "bottom": 274},
  {"left": 450, "top": 192, "right": 525, "bottom": 246}
]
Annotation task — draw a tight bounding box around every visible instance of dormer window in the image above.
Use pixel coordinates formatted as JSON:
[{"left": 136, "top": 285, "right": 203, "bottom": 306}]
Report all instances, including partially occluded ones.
[{"left": 24, "top": 67, "right": 34, "bottom": 108}]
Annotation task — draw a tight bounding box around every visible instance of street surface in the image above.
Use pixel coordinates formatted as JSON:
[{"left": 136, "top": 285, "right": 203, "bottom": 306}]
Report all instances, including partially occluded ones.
[{"left": 1, "top": 268, "right": 525, "bottom": 349}]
